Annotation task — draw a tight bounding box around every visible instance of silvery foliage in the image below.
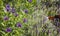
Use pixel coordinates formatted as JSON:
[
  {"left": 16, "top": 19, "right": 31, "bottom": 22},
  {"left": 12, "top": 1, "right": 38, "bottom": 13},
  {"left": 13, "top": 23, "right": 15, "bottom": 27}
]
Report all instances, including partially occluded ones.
[
  {"left": 27, "top": 0, "right": 60, "bottom": 36},
  {"left": 28, "top": 7, "right": 57, "bottom": 36}
]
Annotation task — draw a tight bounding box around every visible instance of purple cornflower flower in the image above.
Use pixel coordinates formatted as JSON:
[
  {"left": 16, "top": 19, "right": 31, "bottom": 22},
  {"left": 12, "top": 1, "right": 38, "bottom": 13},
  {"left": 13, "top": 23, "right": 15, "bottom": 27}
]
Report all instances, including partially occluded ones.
[
  {"left": 54, "top": 22, "right": 60, "bottom": 27},
  {"left": 57, "top": 29, "right": 60, "bottom": 33},
  {"left": 46, "top": 30, "right": 51, "bottom": 35},
  {"left": 24, "top": 9, "right": 28, "bottom": 13},
  {"left": 11, "top": 7, "right": 15, "bottom": 13},
  {"left": 4, "top": 16, "right": 9, "bottom": 20},
  {"left": 48, "top": 30, "right": 51, "bottom": 33},
  {"left": 6, "top": 28, "right": 12, "bottom": 32},
  {"left": 23, "top": 18, "right": 27, "bottom": 23},
  {"left": 13, "top": 13, "right": 18, "bottom": 17},
  {"left": 16, "top": 22, "right": 22, "bottom": 27},
  {"left": 6, "top": 4, "right": 10, "bottom": 11},
  {"left": 28, "top": 0, "right": 32, "bottom": 3}
]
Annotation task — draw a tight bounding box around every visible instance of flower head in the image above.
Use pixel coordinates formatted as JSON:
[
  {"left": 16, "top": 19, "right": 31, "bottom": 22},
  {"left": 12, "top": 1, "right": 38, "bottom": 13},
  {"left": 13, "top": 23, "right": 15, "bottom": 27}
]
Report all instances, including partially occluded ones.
[
  {"left": 16, "top": 22, "right": 22, "bottom": 27},
  {"left": 57, "top": 29, "right": 60, "bottom": 33},
  {"left": 23, "top": 18, "right": 27, "bottom": 23},
  {"left": 54, "top": 22, "right": 60, "bottom": 27},
  {"left": 24, "top": 9, "right": 28, "bottom": 13},
  {"left": 6, "top": 28, "right": 12, "bottom": 32},
  {"left": 14, "top": 13, "right": 18, "bottom": 17},
  {"left": 6, "top": 4, "right": 10, "bottom": 11},
  {"left": 28, "top": 0, "right": 32, "bottom": 3},
  {"left": 4, "top": 16, "right": 9, "bottom": 20},
  {"left": 48, "top": 30, "right": 51, "bottom": 33},
  {"left": 46, "top": 30, "right": 51, "bottom": 35},
  {"left": 11, "top": 7, "right": 15, "bottom": 13}
]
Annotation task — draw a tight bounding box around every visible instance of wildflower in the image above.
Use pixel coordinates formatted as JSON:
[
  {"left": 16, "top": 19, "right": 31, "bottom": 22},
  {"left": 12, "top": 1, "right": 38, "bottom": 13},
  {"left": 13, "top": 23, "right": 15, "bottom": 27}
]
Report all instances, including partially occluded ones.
[
  {"left": 57, "top": 29, "right": 60, "bottom": 33},
  {"left": 6, "top": 4, "right": 10, "bottom": 11},
  {"left": 6, "top": 28, "right": 12, "bottom": 32},
  {"left": 24, "top": 9, "right": 28, "bottom": 13},
  {"left": 11, "top": 7, "right": 15, "bottom": 13},
  {"left": 14, "top": 13, "right": 18, "bottom": 17},
  {"left": 4, "top": 16, "right": 9, "bottom": 20},
  {"left": 23, "top": 18, "right": 27, "bottom": 23},
  {"left": 48, "top": 30, "right": 51, "bottom": 33},
  {"left": 16, "top": 22, "right": 22, "bottom": 27},
  {"left": 54, "top": 22, "right": 60, "bottom": 27},
  {"left": 46, "top": 30, "right": 51, "bottom": 35},
  {"left": 27, "top": 0, "right": 32, "bottom": 3}
]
